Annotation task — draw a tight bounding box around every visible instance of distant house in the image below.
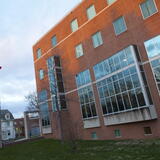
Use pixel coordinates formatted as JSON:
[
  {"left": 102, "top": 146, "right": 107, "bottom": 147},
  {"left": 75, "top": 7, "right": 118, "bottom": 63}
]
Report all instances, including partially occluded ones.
[
  {"left": 24, "top": 112, "right": 41, "bottom": 138},
  {"left": 0, "top": 110, "right": 15, "bottom": 140},
  {"left": 14, "top": 118, "right": 25, "bottom": 138}
]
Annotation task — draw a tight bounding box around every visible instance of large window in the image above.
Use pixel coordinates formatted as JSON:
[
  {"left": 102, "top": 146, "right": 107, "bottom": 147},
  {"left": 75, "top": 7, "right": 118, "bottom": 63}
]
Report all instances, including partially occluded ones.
[
  {"left": 51, "top": 35, "right": 57, "bottom": 47},
  {"left": 75, "top": 43, "right": 84, "bottom": 58},
  {"left": 76, "top": 69, "right": 91, "bottom": 87},
  {"left": 144, "top": 35, "right": 160, "bottom": 58},
  {"left": 47, "top": 56, "right": 67, "bottom": 111},
  {"left": 86, "top": 5, "right": 96, "bottom": 20},
  {"left": 92, "top": 32, "right": 103, "bottom": 48},
  {"left": 38, "top": 90, "right": 50, "bottom": 127},
  {"left": 71, "top": 19, "right": 78, "bottom": 32},
  {"left": 151, "top": 59, "right": 160, "bottom": 91},
  {"left": 113, "top": 16, "right": 127, "bottom": 35},
  {"left": 47, "top": 57, "right": 57, "bottom": 95},
  {"left": 140, "top": 0, "right": 157, "bottom": 19},
  {"left": 94, "top": 47, "right": 134, "bottom": 80},
  {"left": 37, "top": 48, "right": 42, "bottom": 59},
  {"left": 39, "top": 103, "right": 50, "bottom": 127},
  {"left": 78, "top": 86, "right": 97, "bottom": 119},
  {"left": 144, "top": 35, "right": 160, "bottom": 92},
  {"left": 76, "top": 70, "right": 97, "bottom": 119},
  {"left": 93, "top": 46, "right": 149, "bottom": 115},
  {"left": 38, "top": 90, "right": 48, "bottom": 103}
]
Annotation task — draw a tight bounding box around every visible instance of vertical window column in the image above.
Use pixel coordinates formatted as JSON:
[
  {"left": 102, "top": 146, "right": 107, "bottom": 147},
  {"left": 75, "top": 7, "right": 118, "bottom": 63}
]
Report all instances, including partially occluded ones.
[
  {"left": 76, "top": 70, "right": 97, "bottom": 119},
  {"left": 47, "top": 56, "right": 67, "bottom": 112},
  {"left": 144, "top": 35, "right": 160, "bottom": 93},
  {"left": 38, "top": 90, "right": 50, "bottom": 127}
]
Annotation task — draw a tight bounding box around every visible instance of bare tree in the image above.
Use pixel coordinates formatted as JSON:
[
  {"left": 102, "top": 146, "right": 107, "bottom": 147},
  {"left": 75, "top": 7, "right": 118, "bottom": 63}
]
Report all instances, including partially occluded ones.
[{"left": 25, "top": 91, "right": 39, "bottom": 111}]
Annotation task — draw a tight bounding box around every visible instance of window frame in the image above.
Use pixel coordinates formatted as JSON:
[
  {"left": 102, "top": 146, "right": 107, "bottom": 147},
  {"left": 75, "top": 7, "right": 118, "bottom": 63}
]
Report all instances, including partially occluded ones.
[
  {"left": 107, "top": 0, "right": 117, "bottom": 5},
  {"left": 51, "top": 35, "right": 57, "bottom": 47},
  {"left": 92, "top": 31, "right": 103, "bottom": 48},
  {"left": 94, "top": 46, "right": 150, "bottom": 116},
  {"left": 144, "top": 35, "right": 160, "bottom": 94},
  {"left": 75, "top": 43, "right": 84, "bottom": 58},
  {"left": 39, "top": 69, "right": 44, "bottom": 80},
  {"left": 77, "top": 85, "right": 98, "bottom": 120},
  {"left": 113, "top": 16, "right": 127, "bottom": 36},
  {"left": 37, "top": 48, "right": 42, "bottom": 59},
  {"left": 114, "top": 129, "right": 121, "bottom": 137},
  {"left": 144, "top": 126, "right": 152, "bottom": 135},
  {"left": 76, "top": 70, "right": 98, "bottom": 120},
  {"left": 86, "top": 4, "right": 96, "bottom": 20},
  {"left": 70, "top": 18, "right": 79, "bottom": 32},
  {"left": 139, "top": 0, "right": 158, "bottom": 19}
]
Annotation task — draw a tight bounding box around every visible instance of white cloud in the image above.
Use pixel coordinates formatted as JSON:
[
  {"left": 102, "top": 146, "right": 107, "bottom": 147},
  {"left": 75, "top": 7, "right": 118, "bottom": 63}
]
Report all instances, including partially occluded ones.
[{"left": 0, "top": 0, "right": 81, "bottom": 118}]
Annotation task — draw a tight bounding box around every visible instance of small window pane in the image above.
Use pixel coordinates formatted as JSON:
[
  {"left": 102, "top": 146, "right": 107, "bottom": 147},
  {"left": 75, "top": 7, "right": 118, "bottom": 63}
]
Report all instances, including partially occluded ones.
[
  {"left": 114, "top": 129, "right": 121, "bottom": 137},
  {"left": 91, "top": 103, "right": 97, "bottom": 116},
  {"left": 39, "top": 69, "right": 44, "bottom": 80},
  {"left": 111, "top": 96, "right": 118, "bottom": 112},
  {"left": 87, "top": 5, "right": 96, "bottom": 20},
  {"left": 113, "top": 16, "right": 127, "bottom": 35},
  {"left": 92, "top": 32, "right": 103, "bottom": 48},
  {"left": 129, "top": 90, "right": 138, "bottom": 108},
  {"left": 107, "top": 0, "right": 116, "bottom": 5},
  {"left": 106, "top": 98, "right": 113, "bottom": 113},
  {"left": 86, "top": 104, "right": 92, "bottom": 117},
  {"left": 91, "top": 132, "right": 98, "bottom": 139},
  {"left": 76, "top": 69, "right": 91, "bottom": 87},
  {"left": 82, "top": 106, "right": 87, "bottom": 118},
  {"left": 122, "top": 92, "right": 131, "bottom": 110},
  {"left": 144, "top": 35, "right": 160, "bottom": 58},
  {"left": 116, "top": 94, "right": 125, "bottom": 111},
  {"left": 51, "top": 35, "right": 57, "bottom": 47},
  {"left": 131, "top": 74, "right": 141, "bottom": 88},
  {"left": 136, "top": 88, "right": 146, "bottom": 107},
  {"left": 144, "top": 127, "right": 152, "bottom": 135},
  {"left": 153, "top": 67, "right": 160, "bottom": 82},
  {"left": 71, "top": 19, "right": 78, "bottom": 32},
  {"left": 101, "top": 99, "right": 107, "bottom": 114},
  {"left": 140, "top": 0, "right": 157, "bottom": 19},
  {"left": 75, "top": 43, "right": 84, "bottom": 58},
  {"left": 37, "top": 48, "right": 41, "bottom": 59}
]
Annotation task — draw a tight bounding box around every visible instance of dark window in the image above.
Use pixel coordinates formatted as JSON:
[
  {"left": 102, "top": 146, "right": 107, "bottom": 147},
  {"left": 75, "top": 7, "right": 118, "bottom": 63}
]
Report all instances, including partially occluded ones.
[
  {"left": 54, "top": 56, "right": 61, "bottom": 67},
  {"left": 60, "top": 95, "right": 67, "bottom": 109},
  {"left": 114, "top": 129, "right": 121, "bottom": 137},
  {"left": 144, "top": 127, "right": 152, "bottom": 135}
]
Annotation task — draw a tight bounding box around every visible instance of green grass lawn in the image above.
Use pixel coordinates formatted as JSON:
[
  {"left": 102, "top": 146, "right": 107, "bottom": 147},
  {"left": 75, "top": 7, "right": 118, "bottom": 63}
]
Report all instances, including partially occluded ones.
[{"left": 0, "top": 138, "right": 160, "bottom": 160}]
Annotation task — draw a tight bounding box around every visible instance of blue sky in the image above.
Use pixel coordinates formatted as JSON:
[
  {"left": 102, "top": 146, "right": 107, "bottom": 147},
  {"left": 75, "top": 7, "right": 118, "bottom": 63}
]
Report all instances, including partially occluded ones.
[{"left": 0, "top": 0, "right": 81, "bottom": 118}]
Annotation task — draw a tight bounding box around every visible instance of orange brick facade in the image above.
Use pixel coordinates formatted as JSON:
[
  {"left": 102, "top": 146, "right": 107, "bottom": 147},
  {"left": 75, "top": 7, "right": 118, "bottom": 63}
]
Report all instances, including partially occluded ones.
[{"left": 33, "top": 0, "right": 160, "bottom": 140}]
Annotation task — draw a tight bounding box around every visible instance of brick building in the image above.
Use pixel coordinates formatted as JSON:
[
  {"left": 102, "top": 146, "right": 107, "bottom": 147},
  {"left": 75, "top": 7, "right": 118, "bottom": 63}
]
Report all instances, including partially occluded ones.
[{"left": 33, "top": 0, "right": 160, "bottom": 140}]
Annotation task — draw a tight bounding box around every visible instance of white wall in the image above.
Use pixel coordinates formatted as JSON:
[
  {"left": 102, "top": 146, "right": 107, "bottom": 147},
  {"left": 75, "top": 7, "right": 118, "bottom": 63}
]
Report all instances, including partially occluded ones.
[{"left": 1, "top": 120, "right": 15, "bottom": 140}]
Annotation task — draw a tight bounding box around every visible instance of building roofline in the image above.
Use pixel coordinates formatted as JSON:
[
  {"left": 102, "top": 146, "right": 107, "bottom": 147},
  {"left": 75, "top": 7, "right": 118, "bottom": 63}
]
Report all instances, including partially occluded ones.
[
  {"left": 33, "top": 1, "right": 118, "bottom": 63},
  {"left": 33, "top": 0, "right": 83, "bottom": 47}
]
